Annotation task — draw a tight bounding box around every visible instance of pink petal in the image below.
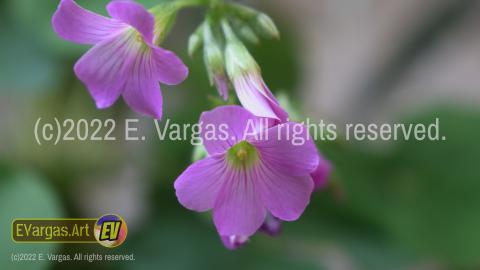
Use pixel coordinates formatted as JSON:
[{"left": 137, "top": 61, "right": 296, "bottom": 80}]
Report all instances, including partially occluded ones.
[
  {"left": 74, "top": 33, "right": 139, "bottom": 109},
  {"left": 174, "top": 155, "right": 227, "bottom": 212},
  {"left": 52, "top": 0, "right": 126, "bottom": 45},
  {"left": 260, "top": 80, "right": 290, "bottom": 122},
  {"left": 250, "top": 122, "right": 319, "bottom": 176},
  {"left": 199, "top": 106, "right": 272, "bottom": 155},
  {"left": 255, "top": 162, "right": 314, "bottom": 221},
  {"left": 213, "top": 168, "right": 267, "bottom": 237},
  {"left": 311, "top": 155, "right": 332, "bottom": 190},
  {"left": 121, "top": 49, "right": 164, "bottom": 119},
  {"left": 233, "top": 74, "right": 289, "bottom": 121},
  {"left": 214, "top": 75, "right": 229, "bottom": 100},
  {"left": 259, "top": 213, "right": 282, "bottom": 236},
  {"left": 151, "top": 47, "right": 189, "bottom": 85},
  {"left": 221, "top": 235, "right": 249, "bottom": 250},
  {"left": 106, "top": 0, "right": 154, "bottom": 43}
]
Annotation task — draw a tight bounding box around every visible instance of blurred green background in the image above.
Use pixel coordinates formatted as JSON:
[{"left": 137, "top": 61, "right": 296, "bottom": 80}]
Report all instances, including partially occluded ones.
[{"left": 1, "top": 0, "right": 480, "bottom": 269}]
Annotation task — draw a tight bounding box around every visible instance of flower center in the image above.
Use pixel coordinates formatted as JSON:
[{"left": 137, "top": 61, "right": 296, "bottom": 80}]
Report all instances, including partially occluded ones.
[
  {"left": 227, "top": 141, "right": 259, "bottom": 168},
  {"left": 135, "top": 32, "right": 144, "bottom": 43}
]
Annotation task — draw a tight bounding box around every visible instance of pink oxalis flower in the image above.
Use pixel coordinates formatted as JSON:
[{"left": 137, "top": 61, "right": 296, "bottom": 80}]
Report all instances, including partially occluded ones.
[
  {"left": 174, "top": 105, "right": 320, "bottom": 241},
  {"left": 221, "top": 157, "right": 331, "bottom": 250},
  {"left": 52, "top": 0, "right": 188, "bottom": 119},
  {"left": 222, "top": 22, "right": 289, "bottom": 122},
  {"left": 311, "top": 154, "right": 332, "bottom": 190}
]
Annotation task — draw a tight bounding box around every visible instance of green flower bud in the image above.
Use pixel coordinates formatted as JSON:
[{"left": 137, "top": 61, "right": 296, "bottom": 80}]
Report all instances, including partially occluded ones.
[
  {"left": 224, "top": 41, "right": 259, "bottom": 79},
  {"left": 222, "top": 21, "right": 259, "bottom": 79},
  {"left": 188, "top": 24, "right": 204, "bottom": 57},
  {"left": 203, "top": 22, "right": 229, "bottom": 99},
  {"left": 203, "top": 23, "right": 226, "bottom": 82},
  {"left": 203, "top": 44, "right": 225, "bottom": 83},
  {"left": 225, "top": 3, "right": 258, "bottom": 20},
  {"left": 239, "top": 25, "right": 260, "bottom": 45},
  {"left": 226, "top": 3, "right": 280, "bottom": 40},
  {"left": 256, "top": 13, "right": 280, "bottom": 39}
]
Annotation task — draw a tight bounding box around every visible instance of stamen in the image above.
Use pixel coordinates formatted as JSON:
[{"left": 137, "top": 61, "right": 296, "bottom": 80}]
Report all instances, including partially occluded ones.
[
  {"left": 135, "top": 33, "right": 144, "bottom": 43},
  {"left": 227, "top": 141, "right": 259, "bottom": 168},
  {"left": 236, "top": 149, "right": 248, "bottom": 161}
]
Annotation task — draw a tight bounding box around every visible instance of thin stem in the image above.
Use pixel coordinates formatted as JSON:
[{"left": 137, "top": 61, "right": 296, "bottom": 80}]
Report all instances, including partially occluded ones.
[
  {"left": 149, "top": 0, "right": 206, "bottom": 14},
  {"left": 175, "top": 0, "right": 209, "bottom": 8}
]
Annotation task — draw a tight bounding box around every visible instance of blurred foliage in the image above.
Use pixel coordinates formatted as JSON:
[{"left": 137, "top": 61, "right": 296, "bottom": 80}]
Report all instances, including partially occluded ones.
[
  {"left": 0, "top": 28, "right": 60, "bottom": 96},
  {"left": 319, "top": 107, "right": 480, "bottom": 268},
  {"left": 0, "top": 171, "right": 64, "bottom": 270}
]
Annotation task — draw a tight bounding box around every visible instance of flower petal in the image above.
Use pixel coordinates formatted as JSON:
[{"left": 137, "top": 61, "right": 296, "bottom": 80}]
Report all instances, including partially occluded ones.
[
  {"left": 259, "top": 80, "right": 290, "bottom": 122},
  {"left": 52, "top": 0, "right": 126, "bottom": 45},
  {"left": 234, "top": 74, "right": 289, "bottom": 121},
  {"left": 213, "top": 168, "right": 266, "bottom": 237},
  {"left": 106, "top": 0, "right": 154, "bottom": 43},
  {"left": 259, "top": 213, "right": 282, "bottom": 236},
  {"left": 250, "top": 122, "right": 319, "bottom": 176},
  {"left": 214, "top": 75, "right": 229, "bottom": 100},
  {"left": 199, "top": 106, "right": 272, "bottom": 155},
  {"left": 221, "top": 235, "right": 249, "bottom": 250},
  {"left": 122, "top": 49, "right": 164, "bottom": 119},
  {"left": 255, "top": 161, "right": 314, "bottom": 221},
  {"left": 151, "top": 46, "right": 189, "bottom": 85},
  {"left": 311, "top": 155, "right": 332, "bottom": 190},
  {"left": 74, "top": 33, "right": 139, "bottom": 109},
  {"left": 174, "top": 155, "right": 227, "bottom": 212}
]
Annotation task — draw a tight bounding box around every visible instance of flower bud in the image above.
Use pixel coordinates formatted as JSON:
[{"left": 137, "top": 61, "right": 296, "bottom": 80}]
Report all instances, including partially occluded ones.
[
  {"left": 204, "top": 45, "right": 229, "bottom": 100},
  {"left": 239, "top": 25, "right": 260, "bottom": 45},
  {"left": 222, "top": 21, "right": 259, "bottom": 79},
  {"left": 203, "top": 23, "right": 229, "bottom": 100},
  {"left": 224, "top": 40, "right": 259, "bottom": 80},
  {"left": 226, "top": 3, "right": 257, "bottom": 20},
  {"left": 256, "top": 13, "right": 280, "bottom": 39},
  {"left": 226, "top": 3, "right": 280, "bottom": 39},
  {"left": 204, "top": 45, "right": 224, "bottom": 80},
  {"left": 188, "top": 24, "right": 204, "bottom": 57}
]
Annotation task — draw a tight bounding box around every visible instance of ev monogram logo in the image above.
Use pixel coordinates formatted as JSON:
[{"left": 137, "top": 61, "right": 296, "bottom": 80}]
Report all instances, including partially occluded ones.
[{"left": 99, "top": 221, "right": 122, "bottom": 241}]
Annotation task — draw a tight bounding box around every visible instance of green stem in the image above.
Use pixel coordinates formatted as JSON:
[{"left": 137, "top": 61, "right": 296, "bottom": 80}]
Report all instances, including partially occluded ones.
[
  {"left": 224, "top": 2, "right": 257, "bottom": 20},
  {"left": 149, "top": 0, "right": 208, "bottom": 45},
  {"left": 173, "top": 0, "right": 208, "bottom": 8}
]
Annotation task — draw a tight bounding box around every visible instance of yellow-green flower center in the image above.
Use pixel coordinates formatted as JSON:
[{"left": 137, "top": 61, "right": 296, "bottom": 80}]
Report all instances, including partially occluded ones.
[
  {"left": 135, "top": 32, "right": 144, "bottom": 43},
  {"left": 227, "top": 141, "right": 259, "bottom": 168}
]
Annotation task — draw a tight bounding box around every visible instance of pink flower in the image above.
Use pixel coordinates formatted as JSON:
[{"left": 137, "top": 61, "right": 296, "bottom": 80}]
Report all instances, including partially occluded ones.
[
  {"left": 224, "top": 43, "right": 288, "bottom": 122},
  {"left": 311, "top": 154, "right": 332, "bottom": 190},
  {"left": 52, "top": 0, "right": 188, "bottom": 119},
  {"left": 222, "top": 21, "right": 288, "bottom": 121},
  {"left": 174, "top": 106, "right": 319, "bottom": 238}
]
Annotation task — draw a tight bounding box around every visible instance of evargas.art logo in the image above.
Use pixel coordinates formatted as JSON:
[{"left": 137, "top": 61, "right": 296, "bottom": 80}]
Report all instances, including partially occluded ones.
[
  {"left": 12, "top": 214, "right": 128, "bottom": 248},
  {"left": 94, "top": 214, "right": 128, "bottom": 248}
]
